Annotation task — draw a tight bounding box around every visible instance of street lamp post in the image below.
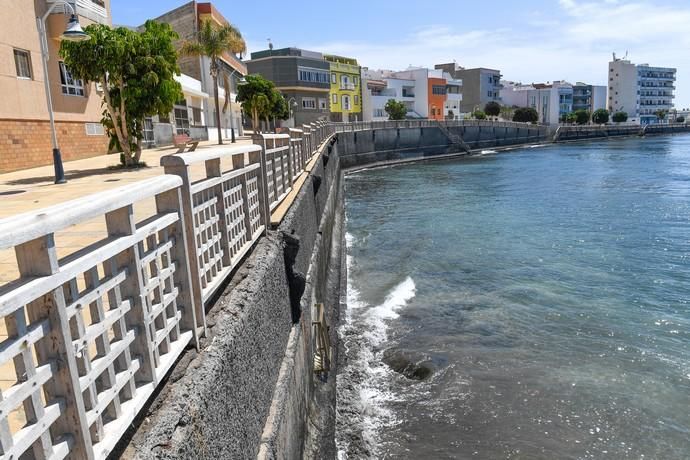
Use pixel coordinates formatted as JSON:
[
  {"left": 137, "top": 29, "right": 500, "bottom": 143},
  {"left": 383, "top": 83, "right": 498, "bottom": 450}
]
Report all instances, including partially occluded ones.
[
  {"left": 226, "top": 71, "right": 248, "bottom": 142},
  {"left": 37, "top": 1, "right": 90, "bottom": 184}
]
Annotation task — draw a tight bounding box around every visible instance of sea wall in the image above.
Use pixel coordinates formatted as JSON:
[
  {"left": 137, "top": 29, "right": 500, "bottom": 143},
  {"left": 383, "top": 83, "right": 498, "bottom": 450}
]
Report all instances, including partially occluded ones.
[
  {"left": 337, "top": 124, "right": 548, "bottom": 168},
  {"left": 122, "top": 137, "right": 343, "bottom": 459},
  {"left": 554, "top": 123, "right": 690, "bottom": 142}
]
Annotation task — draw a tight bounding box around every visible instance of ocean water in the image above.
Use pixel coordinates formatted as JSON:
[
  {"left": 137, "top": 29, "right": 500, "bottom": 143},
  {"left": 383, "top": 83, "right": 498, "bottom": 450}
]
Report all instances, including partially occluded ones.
[{"left": 336, "top": 135, "right": 690, "bottom": 459}]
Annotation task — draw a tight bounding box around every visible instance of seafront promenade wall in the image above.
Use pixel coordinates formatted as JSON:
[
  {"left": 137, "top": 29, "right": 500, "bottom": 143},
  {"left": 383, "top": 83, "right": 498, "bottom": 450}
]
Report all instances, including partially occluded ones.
[
  {"left": 334, "top": 120, "right": 549, "bottom": 168},
  {"left": 124, "top": 131, "right": 342, "bottom": 459},
  {"left": 0, "top": 118, "right": 339, "bottom": 460},
  {"left": 554, "top": 123, "right": 690, "bottom": 142}
]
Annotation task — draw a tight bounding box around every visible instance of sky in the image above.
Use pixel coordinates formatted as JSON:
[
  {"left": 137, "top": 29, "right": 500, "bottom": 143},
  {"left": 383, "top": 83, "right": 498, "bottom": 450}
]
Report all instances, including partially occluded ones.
[{"left": 113, "top": 0, "right": 690, "bottom": 108}]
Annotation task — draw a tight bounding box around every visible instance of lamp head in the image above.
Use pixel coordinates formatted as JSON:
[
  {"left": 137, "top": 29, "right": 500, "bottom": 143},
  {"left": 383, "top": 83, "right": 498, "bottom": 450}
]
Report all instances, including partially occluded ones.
[{"left": 61, "top": 14, "right": 90, "bottom": 42}]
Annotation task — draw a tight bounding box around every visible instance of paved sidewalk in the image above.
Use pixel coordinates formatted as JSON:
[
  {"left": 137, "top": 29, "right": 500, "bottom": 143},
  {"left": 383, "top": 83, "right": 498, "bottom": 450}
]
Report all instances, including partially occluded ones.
[{"left": 0, "top": 138, "right": 253, "bottom": 282}]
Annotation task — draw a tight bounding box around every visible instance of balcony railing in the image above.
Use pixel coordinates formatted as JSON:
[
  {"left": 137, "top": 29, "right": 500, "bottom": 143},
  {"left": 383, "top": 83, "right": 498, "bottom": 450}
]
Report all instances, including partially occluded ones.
[
  {"left": 340, "top": 82, "right": 356, "bottom": 91},
  {"left": 48, "top": 0, "right": 108, "bottom": 23}
]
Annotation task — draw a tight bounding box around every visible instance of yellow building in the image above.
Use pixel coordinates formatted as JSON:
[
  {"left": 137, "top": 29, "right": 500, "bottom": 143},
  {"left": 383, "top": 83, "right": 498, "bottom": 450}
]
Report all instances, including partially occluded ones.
[{"left": 324, "top": 54, "right": 362, "bottom": 122}]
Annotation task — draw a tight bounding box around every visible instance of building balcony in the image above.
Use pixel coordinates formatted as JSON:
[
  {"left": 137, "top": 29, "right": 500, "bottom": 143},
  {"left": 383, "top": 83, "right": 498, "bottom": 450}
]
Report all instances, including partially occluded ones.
[
  {"left": 340, "top": 82, "right": 356, "bottom": 90},
  {"left": 331, "top": 62, "right": 360, "bottom": 74},
  {"left": 639, "top": 76, "right": 676, "bottom": 83},
  {"left": 48, "top": 0, "right": 108, "bottom": 23}
]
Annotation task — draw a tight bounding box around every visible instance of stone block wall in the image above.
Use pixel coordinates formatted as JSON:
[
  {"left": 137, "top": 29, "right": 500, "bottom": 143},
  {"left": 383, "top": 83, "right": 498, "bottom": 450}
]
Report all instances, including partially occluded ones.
[
  {"left": 150, "top": 2, "right": 202, "bottom": 82},
  {"left": 0, "top": 119, "right": 108, "bottom": 173}
]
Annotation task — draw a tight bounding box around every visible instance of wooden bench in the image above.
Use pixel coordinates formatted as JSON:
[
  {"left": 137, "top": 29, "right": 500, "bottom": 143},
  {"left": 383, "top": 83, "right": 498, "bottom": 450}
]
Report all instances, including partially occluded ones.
[{"left": 173, "top": 134, "right": 199, "bottom": 153}]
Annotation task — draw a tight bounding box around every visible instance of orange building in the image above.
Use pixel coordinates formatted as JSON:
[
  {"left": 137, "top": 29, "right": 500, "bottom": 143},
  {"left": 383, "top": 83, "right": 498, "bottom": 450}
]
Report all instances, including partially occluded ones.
[{"left": 428, "top": 77, "right": 447, "bottom": 121}]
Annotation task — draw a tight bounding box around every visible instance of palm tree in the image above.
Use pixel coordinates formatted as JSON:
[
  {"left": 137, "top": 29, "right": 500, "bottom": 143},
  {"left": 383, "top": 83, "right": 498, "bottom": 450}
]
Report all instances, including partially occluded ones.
[{"left": 180, "top": 19, "right": 246, "bottom": 145}]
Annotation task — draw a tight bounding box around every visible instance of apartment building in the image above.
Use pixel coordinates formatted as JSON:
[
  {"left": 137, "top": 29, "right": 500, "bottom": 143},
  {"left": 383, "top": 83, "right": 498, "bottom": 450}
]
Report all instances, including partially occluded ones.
[
  {"left": 247, "top": 47, "right": 330, "bottom": 126},
  {"left": 361, "top": 69, "right": 417, "bottom": 121},
  {"left": 361, "top": 67, "right": 462, "bottom": 121},
  {"left": 324, "top": 54, "right": 362, "bottom": 122},
  {"left": 501, "top": 80, "right": 573, "bottom": 124},
  {"left": 608, "top": 57, "right": 676, "bottom": 125},
  {"left": 148, "top": 2, "right": 246, "bottom": 143},
  {"left": 0, "top": 0, "right": 112, "bottom": 173},
  {"left": 436, "top": 63, "right": 502, "bottom": 113},
  {"left": 572, "top": 83, "right": 607, "bottom": 113}
]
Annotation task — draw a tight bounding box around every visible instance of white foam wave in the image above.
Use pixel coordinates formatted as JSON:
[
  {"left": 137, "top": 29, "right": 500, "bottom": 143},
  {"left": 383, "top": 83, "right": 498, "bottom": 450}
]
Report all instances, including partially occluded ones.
[
  {"left": 365, "top": 277, "right": 416, "bottom": 346},
  {"left": 480, "top": 149, "right": 497, "bottom": 155},
  {"left": 345, "top": 231, "right": 355, "bottom": 248},
  {"left": 336, "top": 273, "right": 416, "bottom": 459}
]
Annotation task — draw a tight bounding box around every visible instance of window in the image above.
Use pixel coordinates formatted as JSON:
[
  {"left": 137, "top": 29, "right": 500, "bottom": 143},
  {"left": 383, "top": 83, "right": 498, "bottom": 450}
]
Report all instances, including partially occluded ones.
[
  {"left": 191, "top": 107, "right": 203, "bottom": 125},
  {"left": 354, "top": 95, "right": 359, "bottom": 105},
  {"left": 331, "top": 73, "right": 337, "bottom": 84},
  {"left": 14, "top": 49, "right": 32, "bottom": 79},
  {"left": 374, "top": 108, "right": 385, "bottom": 117},
  {"left": 432, "top": 85, "right": 446, "bottom": 95},
  {"left": 59, "top": 62, "right": 84, "bottom": 96},
  {"left": 318, "top": 98, "right": 328, "bottom": 110},
  {"left": 488, "top": 91, "right": 492, "bottom": 97},
  {"left": 143, "top": 117, "right": 155, "bottom": 144},
  {"left": 302, "top": 97, "right": 316, "bottom": 109},
  {"left": 342, "top": 95, "right": 351, "bottom": 110},
  {"left": 173, "top": 101, "right": 190, "bottom": 134},
  {"left": 298, "top": 66, "right": 330, "bottom": 84},
  {"left": 353, "top": 76, "right": 358, "bottom": 86},
  {"left": 332, "top": 93, "right": 337, "bottom": 104},
  {"left": 85, "top": 123, "right": 104, "bottom": 135}
]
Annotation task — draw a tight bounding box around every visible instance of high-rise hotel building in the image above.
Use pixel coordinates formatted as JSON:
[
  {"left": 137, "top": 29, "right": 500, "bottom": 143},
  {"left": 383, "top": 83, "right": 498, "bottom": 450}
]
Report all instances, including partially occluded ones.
[{"left": 608, "top": 57, "right": 676, "bottom": 125}]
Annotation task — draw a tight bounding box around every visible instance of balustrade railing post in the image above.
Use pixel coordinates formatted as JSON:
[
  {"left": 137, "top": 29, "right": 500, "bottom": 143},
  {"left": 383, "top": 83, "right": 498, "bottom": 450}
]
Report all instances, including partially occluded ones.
[
  {"left": 13, "top": 235, "right": 94, "bottom": 459},
  {"left": 105, "top": 205, "right": 166, "bottom": 380},
  {"left": 281, "top": 136, "right": 290, "bottom": 183},
  {"left": 161, "top": 161, "right": 206, "bottom": 334},
  {"left": 153, "top": 187, "right": 200, "bottom": 347},
  {"left": 252, "top": 134, "right": 272, "bottom": 233}
]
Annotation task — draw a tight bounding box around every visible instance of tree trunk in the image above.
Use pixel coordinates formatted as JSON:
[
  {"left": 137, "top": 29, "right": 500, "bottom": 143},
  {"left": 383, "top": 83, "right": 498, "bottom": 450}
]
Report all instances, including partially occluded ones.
[
  {"left": 133, "top": 118, "right": 144, "bottom": 164},
  {"left": 102, "top": 75, "right": 131, "bottom": 165},
  {"left": 213, "top": 74, "right": 223, "bottom": 145},
  {"left": 252, "top": 108, "right": 259, "bottom": 134}
]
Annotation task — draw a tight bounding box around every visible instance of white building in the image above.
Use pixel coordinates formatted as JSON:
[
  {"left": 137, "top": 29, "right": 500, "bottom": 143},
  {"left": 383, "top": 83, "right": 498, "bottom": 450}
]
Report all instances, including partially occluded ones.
[
  {"left": 500, "top": 81, "right": 574, "bottom": 125},
  {"left": 608, "top": 57, "right": 676, "bottom": 125},
  {"left": 143, "top": 73, "right": 244, "bottom": 147},
  {"left": 361, "top": 67, "right": 462, "bottom": 121}
]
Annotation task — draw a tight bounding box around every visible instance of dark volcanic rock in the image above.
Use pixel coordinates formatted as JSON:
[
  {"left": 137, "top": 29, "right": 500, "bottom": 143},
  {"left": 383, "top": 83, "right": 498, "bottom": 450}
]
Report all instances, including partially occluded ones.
[{"left": 382, "top": 348, "right": 435, "bottom": 381}]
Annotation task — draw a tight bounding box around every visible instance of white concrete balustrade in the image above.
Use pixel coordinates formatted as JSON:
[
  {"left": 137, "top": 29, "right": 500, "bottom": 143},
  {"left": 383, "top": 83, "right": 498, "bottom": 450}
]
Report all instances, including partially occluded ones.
[{"left": 0, "top": 121, "right": 335, "bottom": 459}]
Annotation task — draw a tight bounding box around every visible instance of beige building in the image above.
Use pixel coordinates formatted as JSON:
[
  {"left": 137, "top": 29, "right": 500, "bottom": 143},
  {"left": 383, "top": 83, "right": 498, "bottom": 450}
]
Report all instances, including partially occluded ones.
[
  {"left": 148, "top": 2, "right": 247, "bottom": 143},
  {"left": 0, "top": 0, "right": 112, "bottom": 173}
]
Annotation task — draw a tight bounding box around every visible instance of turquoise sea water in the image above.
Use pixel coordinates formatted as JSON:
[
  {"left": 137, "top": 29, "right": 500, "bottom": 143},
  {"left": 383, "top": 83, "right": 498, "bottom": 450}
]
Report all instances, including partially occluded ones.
[{"left": 336, "top": 135, "right": 690, "bottom": 459}]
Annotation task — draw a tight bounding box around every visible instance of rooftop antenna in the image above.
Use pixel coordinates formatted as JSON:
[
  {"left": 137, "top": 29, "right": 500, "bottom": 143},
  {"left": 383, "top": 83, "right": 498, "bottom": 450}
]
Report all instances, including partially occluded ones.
[
  {"left": 613, "top": 52, "right": 617, "bottom": 61},
  {"left": 623, "top": 50, "right": 628, "bottom": 60},
  {"left": 267, "top": 38, "right": 273, "bottom": 50}
]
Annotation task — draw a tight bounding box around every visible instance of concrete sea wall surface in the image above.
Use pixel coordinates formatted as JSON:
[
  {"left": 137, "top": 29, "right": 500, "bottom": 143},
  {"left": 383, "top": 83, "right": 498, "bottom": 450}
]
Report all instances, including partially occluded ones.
[
  {"left": 555, "top": 123, "right": 690, "bottom": 142},
  {"left": 337, "top": 125, "right": 548, "bottom": 168}
]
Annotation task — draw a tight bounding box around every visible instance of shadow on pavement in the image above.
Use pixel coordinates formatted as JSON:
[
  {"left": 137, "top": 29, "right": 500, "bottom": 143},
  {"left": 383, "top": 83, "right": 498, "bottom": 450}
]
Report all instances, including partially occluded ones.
[{"left": 3, "top": 165, "right": 152, "bottom": 186}]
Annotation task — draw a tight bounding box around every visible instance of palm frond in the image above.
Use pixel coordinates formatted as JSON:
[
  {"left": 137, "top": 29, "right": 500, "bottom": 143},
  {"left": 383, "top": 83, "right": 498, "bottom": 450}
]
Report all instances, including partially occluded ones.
[{"left": 179, "top": 40, "right": 205, "bottom": 57}]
